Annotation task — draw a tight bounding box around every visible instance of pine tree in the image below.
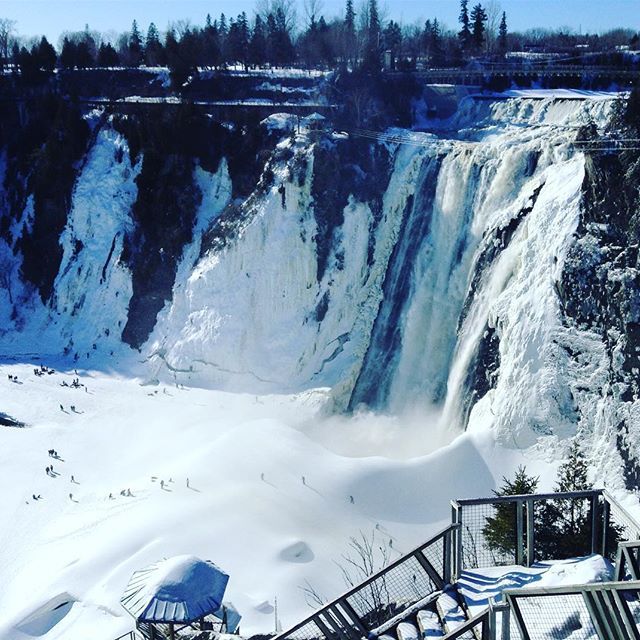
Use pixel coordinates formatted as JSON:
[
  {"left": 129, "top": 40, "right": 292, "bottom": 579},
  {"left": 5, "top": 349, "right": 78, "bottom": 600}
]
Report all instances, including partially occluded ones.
[
  {"left": 458, "top": 0, "right": 472, "bottom": 51},
  {"left": 383, "top": 21, "right": 402, "bottom": 70},
  {"left": 129, "top": 19, "right": 144, "bottom": 65},
  {"left": 422, "top": 19, "right": 432, "bottom": 59},
  {"left": 364, "top": 0, "right": 381, "bottom": 71},
  {"left": 60, "top": 37, "right": 77, "bottom": 69},
  {"left": 249, "top": 15, "right": 267, "bottom": 68},
  {"left": 498, "top": 11, "right": 508, "bottom": 55},
  {"left": 35, "top": 36, "right": 56, "bottom": 72},
  {"left": 203, "top": 16, "right": 221, "bottom": 69},
  {"left": 344, "top": 0, "right": 356, "bottom": 67},
  {"left": 535, "top": 441, "right": 592, "bottom": 560},
  {"left": 483, "top": 466, "right": 539, "bottom": 563},
  {"left": 97, "top": 42, "right": 119, "bottom": 67},
  {"left": 470, "top": 3, "right": 487, "bottom": 53},
  {"left": 430, "top": 18, "right": 444, "bottom": 67},
  {"left": 145, "top": 22, "right": 164, "bottom": 65}
]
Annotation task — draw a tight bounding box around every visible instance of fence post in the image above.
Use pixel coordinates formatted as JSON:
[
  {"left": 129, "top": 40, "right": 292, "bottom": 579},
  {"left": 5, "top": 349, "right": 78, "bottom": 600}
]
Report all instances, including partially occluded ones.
[
  {"left": 443, "top": 528, "right": 452, "bottom": 585},
  {"left": 504, "top": 594, "right": 532, "bottom": 640},
  {"left": 337, "top": 599, "right": 368, "bottom": 637},
  {"left": 451, "top": 501, "right": 462, "bottom": 578},
  {"left": 516, "top": 500, "right": 525, "bottom": 566},
  {"left": 601, "top": 497, "right": 611, "bottom": 557},
  {"left": 526, "top": 499, "right": 534, "bottom": 567},
  {"left": 591, "top": 493, "right": 600, "bottom": 555}
]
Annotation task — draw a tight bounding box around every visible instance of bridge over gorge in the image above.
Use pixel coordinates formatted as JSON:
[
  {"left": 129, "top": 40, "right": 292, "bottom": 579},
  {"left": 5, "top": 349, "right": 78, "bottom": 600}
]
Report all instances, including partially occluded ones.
[
  {"left": 389, "top": 64, "right": 640, "bottom": 86},
  {"left": 77, "top": 96, "right": 337, "bottom": 120}
]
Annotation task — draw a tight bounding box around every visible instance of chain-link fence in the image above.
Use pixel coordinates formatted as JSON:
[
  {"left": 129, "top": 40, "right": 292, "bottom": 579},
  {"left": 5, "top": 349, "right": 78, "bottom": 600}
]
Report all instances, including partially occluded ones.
[
  {"left": 506, "top": 582, "right": 640, "bottom": 640},
  {"left": 344, "top": 553, "right": 437, "bottom": 627},
  {"left": 454, "top": 500, "right": 519, "bottom": 569},
  {"left": 604, "top": 491, "right": 640, "bottom": 561},
  {"left": 274, "top": 525, "right": 457, "bottom": 640},
  {"left": 508, "top": 591, "right": 596, "bottom": 640},
  {"left": 452, "top": 491, "right": 603, "bottom": 572}
]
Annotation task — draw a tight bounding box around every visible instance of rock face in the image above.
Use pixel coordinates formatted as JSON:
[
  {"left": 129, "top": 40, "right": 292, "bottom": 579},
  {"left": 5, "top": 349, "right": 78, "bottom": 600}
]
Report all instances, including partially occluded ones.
[{"left": 0, "top": 87, "right": 638, "bottom": 486}]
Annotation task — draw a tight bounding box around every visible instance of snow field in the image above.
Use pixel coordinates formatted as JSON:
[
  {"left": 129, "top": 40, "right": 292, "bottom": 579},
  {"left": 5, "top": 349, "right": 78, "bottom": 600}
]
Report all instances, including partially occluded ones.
[{"left": 0, "top": 362, "right": 552, "bottom": 640}]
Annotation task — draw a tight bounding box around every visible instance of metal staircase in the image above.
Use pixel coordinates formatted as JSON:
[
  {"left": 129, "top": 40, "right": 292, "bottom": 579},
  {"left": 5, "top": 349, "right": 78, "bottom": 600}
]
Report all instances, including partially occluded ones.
[{"left": 273, "top": 489, "right": 640, "bottom": 640}]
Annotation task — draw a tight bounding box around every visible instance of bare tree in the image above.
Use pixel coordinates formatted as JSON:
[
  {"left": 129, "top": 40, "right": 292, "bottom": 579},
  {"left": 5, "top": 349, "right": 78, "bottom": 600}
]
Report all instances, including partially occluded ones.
[
  {"left": 484, "top": 0, "right": 502, "bottom": 53},
  {"left": 300, "top": 578, "right": 326, "bottom": 607},
  {"left": 300, "top": 529, "right": 391, "bottom": 627},
  {"left": 0, "top": 18, "right": 16, "bottom": 70},
  {"left": 303, "top": 0, "right": 324, "bottom": 28},
  {"left": 256, "top": 0, "right": 298, "bottom": 34}
]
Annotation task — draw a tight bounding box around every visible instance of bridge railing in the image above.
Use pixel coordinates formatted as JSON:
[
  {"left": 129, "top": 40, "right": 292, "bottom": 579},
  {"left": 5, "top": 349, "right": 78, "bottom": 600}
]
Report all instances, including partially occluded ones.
[{"left": 272, "top": 524, "right": 458, "bottom": 640}]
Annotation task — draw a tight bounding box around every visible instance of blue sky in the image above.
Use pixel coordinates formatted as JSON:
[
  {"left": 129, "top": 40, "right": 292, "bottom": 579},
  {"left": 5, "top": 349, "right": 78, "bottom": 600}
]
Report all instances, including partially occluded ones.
[{"left": 2, "top": 0, "right": 639, "bottom": 45}]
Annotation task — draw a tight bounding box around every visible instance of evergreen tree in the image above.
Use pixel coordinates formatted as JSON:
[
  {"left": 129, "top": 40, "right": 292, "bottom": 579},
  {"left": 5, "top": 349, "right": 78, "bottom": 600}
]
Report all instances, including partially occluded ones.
[
  {"left": 97, "top": 42, "right": 120, "bottom": 67},
  {"left": 470, "top": 3, "right": 487, "bottom": 53},
  {"left": 249, "top": 15, "right": 267, "bottom": 68},
  {"left": 34, "top": 36, "right": 56, "bottom": 72},
  {"left": 364, "top": 0, "right": 381, "bottom": 71},
  {"left": 498, "top": 11, "right": 508, "bottom": 55},
  {"left": 430, "top": 19, "right": 445, "bottom": 67},
  {"left": 535, "top": 441, "right": 592, "bottom": 560},
  {"left": 218, "top": 13, "right": 229, "bottom": 63},
  {"left": 129, "top": 19, "right": 144, "bottom": 65},
  {"left": 238, "top": 12, "right": 250, "bottom": 68},
  {"left": 267, "top": 8, "right": 294, "bottom": 67},
  {"left": 227, "top": 13, "right": 249, "bottom": 68},
  {"left": 16, "top": 46, "right": 39, "bottom": 80},
  {"left": 203, "top": 16, "right": 221, "bottom": 68},
  {"left": 482, "top": 466, "right": 539, "bottom": 563},
  {"left": 145, "top": 22, "right": 165, "bottom": 65},
  {"left": 316, "top": 17, "right": 334, "bottom": 67},
  {"left": 59, "top": 37, "right": 77, "bottom": 69},
  {"left": 343, "top": 0, "right": 356, "bottom": 67},
  {"left": 422, "top": 19, "right": 432, "bottom": 59},
  {"left": 383, "top": 20, "right": 402, "bottom": 70},
  {"left": 75, "top": 39, "right": 94, "bottom": 68},
  {"left": 458, "top": 0, "right": 472, "bottom": 51}
]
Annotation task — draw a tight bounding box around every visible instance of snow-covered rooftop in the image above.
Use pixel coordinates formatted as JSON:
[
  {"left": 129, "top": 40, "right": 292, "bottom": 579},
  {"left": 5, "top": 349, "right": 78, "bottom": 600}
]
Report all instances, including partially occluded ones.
[{"left": 120, "top": 555, "right": 229, "bottom": 623}]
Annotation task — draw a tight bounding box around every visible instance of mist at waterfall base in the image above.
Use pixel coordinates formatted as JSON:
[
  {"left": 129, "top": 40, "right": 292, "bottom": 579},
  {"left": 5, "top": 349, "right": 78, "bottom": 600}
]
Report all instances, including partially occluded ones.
[
  {"left": 303, "top": 402, "right": 451, "bottom": 459},
  {"left": 2, "top": 90, "right": 640, "bottom": 639}
]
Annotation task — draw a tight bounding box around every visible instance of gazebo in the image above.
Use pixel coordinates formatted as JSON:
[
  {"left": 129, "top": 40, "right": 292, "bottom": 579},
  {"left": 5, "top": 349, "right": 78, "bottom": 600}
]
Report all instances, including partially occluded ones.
[{"left": 121, "top": 555, "right": 231, "bottom": 639}]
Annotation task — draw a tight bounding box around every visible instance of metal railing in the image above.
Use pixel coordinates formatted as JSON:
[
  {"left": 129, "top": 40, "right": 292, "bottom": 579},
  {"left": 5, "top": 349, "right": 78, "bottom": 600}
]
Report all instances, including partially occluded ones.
[
  {"left": 272, "top": 524, "right": 458, "bottom": 640},
  {"left": 504, "top": 580, "right": 640, "bottom": 640},
  {"left": 450, "top": 489, "right": 640, "bottom": 576},
  {"left": 440, "top": 608, "right": 491, "bottom": 639},
  {"left": 616, "top": 541, "right": 640, "bottom": 582}
]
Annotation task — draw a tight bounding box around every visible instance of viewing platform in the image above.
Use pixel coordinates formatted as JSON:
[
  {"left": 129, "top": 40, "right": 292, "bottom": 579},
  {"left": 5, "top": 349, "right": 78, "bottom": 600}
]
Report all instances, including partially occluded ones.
[{"left": 273, "top": 489, "right": 640, "bottom": 640}]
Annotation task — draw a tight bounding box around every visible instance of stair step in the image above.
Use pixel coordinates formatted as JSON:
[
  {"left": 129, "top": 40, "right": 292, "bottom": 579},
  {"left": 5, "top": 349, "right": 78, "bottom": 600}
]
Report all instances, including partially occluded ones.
[
  {"left": 396, "top": 622, "right": 420, "bottom": 640},
  {"left": 416, "top": 609, "right": 444, "bottom": 637},
  {"left": 436, "top": 589, "right": 474, "bottom": 638},
  {"left": 378, "top": 635, "right": 396, "bottom": 640}
]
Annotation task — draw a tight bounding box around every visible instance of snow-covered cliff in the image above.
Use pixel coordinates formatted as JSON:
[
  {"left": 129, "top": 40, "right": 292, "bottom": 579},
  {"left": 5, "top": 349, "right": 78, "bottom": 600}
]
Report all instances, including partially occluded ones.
[{"left": 0, "top": 92, "right": 637, "bottom": 488}]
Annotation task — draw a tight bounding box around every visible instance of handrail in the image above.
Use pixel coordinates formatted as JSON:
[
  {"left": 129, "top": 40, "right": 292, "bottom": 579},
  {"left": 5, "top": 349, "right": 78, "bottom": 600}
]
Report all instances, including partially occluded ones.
[
  {"left": 440, "top": 608, "right": 490, "bottom": 640},
  {"left": 505, "top": 580, "right": 640, "bottom": 640},
  {"left": 602, "top": 489, "right": 640, "bottom": 533},
  {"left": 452, "top": 489, "right": 602, "bottom": 507},
  {"left": 504, "top": 579, "right": 640, "bottom": 598},
  {"left": 273, "top": 523, "right": 459, "bottom": 640}
]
